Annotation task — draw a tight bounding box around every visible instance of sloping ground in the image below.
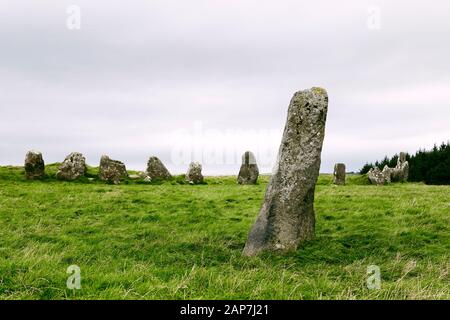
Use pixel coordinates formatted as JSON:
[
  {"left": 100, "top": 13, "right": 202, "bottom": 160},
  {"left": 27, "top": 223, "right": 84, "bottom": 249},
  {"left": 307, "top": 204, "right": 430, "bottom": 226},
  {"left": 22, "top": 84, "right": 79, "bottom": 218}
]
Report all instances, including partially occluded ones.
[{"left": 0, "top": 166, "right": 448, "bottom": 299}]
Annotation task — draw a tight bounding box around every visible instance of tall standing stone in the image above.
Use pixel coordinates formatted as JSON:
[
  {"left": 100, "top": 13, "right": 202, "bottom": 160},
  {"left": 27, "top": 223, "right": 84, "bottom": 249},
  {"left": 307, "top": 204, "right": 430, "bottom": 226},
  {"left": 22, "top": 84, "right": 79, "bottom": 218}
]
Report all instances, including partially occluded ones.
[
  {"left": 333, "top": 163, "right": 346, "bottom": 185},
  {"left": 391, "top": 152, "right": 409, "bottom": 182},
  {"left": 238, "top": 151, "right": 259, "bottom": 185},
  {"left": 243, "top": 87, "right": 328, "bottom": 256},
  {"left": 24, "top": 150, "right": 45, "bottom": 179},
  {"left": 99, "top": 155, "right": 128, "bottom": 184},
  {"left": 146, "top": 156, "right": 171, "bottom": 180},
  {"left": 186, "top": 162, "right": 204, "bottom": 184},
  {"left": 56, "top": 152, "right": 87, "bottom": 180}
]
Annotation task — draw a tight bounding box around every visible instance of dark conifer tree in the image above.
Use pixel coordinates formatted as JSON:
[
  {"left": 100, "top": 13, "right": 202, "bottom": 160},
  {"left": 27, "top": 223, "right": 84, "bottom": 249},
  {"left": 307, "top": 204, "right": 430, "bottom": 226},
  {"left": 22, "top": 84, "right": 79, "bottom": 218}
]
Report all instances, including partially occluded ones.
[{"left": 359, "top": 141, "right": 450, "bottom": 185}]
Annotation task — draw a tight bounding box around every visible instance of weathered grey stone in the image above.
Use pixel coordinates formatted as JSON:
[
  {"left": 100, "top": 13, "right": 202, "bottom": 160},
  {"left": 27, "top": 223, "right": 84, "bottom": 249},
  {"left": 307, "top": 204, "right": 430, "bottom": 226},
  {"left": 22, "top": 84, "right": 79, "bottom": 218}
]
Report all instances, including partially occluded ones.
[
  {"left": 137, "top": 171, "right": 152, "bottom": 182},
  {"left": 24, "top": 150, "right": 45, "bottom": 179},
  {"left": 382, "top": 165, "right": 393, "bottom": 183},
  {"left": 391, "top": 152, "right": 409, "bottom": 182},
  {"left": 238, "top": 151, "right": 259, "bottom": 185},
  {"left": 99, "top": 155, "right": 128, "bottom": 184},
  {"left": 146, "top": 156, "right": 171, "bottom": 180},
  {"left": 333, "top": 163, "right": 346, "bottom": 185},
  {"left": 126, "top": 172, "right": 152, "bottom": 181},
  {"left": 368, "top": 166, "right": 391, "bottom": 185},
  {"left": 186, "top": 162, "right": 204, "bottom": 184},
  {"left": 127, "top": 171, "right": 150, "bottom": 180},
  {"left": 56, "top": 152, "right": 86, "bottom": 180},
  {"left": 243, "top": 87, "right": 328, "bottom": 256},
  {"left": 138, "top": 171, "right": 148, "bottom": 178},
  {"left": 368, "top": 152, "right": 409, "bottom": 185}
]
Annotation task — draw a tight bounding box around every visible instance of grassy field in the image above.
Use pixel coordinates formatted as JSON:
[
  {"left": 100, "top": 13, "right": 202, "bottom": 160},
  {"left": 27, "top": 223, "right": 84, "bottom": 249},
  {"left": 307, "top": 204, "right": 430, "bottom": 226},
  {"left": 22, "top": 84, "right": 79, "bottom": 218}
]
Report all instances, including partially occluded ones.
[{"left": 0, "top": 164, "right": 449, "bottom": 300}]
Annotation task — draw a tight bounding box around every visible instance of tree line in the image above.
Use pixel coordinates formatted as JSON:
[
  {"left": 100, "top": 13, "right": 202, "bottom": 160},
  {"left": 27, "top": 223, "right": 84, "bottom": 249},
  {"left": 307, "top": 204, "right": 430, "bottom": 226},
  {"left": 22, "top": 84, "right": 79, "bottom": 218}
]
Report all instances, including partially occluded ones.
[{"left": 360, "top": 141, "right": 450, "bottom": 185}]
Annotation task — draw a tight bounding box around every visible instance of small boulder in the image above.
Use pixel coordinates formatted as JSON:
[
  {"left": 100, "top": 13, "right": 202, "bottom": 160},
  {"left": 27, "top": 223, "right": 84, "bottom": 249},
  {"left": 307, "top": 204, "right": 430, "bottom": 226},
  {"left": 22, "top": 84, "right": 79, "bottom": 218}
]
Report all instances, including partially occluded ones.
[
  {"left": 99, "top": 155, "right": 128, "bottom": 184},
  {"left": 238, "top": 151, "right": 259, "bottom": 185},
  {"left": 368, "top": 166, "right": 391, "bottom": 185},
  {"left": 128, "top": 174, "right": 141, "bottom": 180},
  {"left": 24, "top": 150, "right": 45, "bottom": 179},
  {"left": 333, "top": 163, "right": 346, "bottom": 185},
  {"left": 186, "top": 162, "right": 204, "bottom": 184},
  {"left": 56, "top": 152, "right": 86, "bottom": 180},
  {"left": 146, "top": 157, "right": 171, "bottom": 180},
  {"left": 139, "top": 171, "right": 152, "bottom": 182}
]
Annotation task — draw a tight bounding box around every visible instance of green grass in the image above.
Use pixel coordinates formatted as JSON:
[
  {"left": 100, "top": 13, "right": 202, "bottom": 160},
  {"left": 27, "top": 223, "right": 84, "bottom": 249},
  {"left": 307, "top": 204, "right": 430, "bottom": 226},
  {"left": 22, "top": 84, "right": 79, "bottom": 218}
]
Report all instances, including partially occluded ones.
[{"left": 0, "top": 165, "right": 449, "bottom": 300}]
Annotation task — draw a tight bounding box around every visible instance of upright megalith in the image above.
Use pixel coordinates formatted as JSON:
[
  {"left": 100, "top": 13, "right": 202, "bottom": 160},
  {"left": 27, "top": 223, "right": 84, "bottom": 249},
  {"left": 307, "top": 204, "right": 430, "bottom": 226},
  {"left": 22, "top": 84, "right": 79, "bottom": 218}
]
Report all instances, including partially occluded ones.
[
  {"left": 99, "top": 155, "right": 128, "bottom": 184},
  {"left": 333, "top": 163, "right": 346, "bottom": 185},
  {"left": 243, "top": 87, "right": 328, "bottom": 256},
  {"left": 186, "top": 162, "right": 204, "bottom": 184},
  {"left": 56, "top": 152, "right": 86, "bottom": 180},
  {"left": 391, "top": 152, "right": 409, "bottom": 182},
  {"left": 238, "top": 151, "right": 259, "bottom": 185},
  {"left": 146, "top": 156, "right": 171, "bottom": 180},
  {"left": 24, "top": 150, "right": 45, "bottom": 179}
]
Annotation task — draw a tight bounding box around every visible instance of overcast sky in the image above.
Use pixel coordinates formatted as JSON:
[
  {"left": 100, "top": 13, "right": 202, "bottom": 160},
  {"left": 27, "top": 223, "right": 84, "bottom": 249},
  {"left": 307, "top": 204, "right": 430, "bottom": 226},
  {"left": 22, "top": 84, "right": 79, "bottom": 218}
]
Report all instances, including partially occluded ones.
[{"left": 1, "top": 0, "right": 449, "bottom": 174}]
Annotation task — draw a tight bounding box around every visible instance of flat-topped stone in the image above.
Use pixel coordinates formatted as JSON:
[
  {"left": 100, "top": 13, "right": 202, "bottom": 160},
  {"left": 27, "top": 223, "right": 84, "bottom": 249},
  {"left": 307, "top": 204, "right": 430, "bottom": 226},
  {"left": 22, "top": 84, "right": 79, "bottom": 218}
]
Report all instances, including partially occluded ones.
[
  {"left": 99, "top": 155, "right": 128, "bottom": 184},
  {"left": 24, "top": 150, "right": 45, "bottom": 179},
  {"left": 237, "top": 151, "right": 259, "bottom": 185},
  {"left": 333, "top": 163, "right": 346, "bottom": 185}
]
